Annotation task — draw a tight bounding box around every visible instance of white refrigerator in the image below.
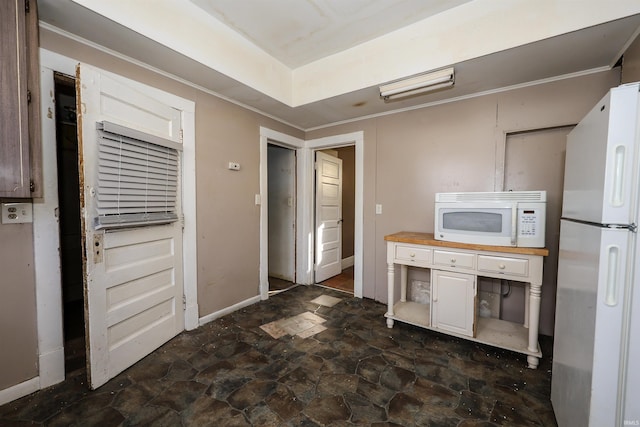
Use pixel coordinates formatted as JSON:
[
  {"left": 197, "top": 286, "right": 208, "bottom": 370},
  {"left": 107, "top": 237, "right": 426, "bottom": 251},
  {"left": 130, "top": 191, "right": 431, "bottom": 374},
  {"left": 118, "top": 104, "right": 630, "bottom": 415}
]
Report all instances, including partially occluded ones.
[{"left": 552, "top": 82, "right": 640, "bottom": 427}]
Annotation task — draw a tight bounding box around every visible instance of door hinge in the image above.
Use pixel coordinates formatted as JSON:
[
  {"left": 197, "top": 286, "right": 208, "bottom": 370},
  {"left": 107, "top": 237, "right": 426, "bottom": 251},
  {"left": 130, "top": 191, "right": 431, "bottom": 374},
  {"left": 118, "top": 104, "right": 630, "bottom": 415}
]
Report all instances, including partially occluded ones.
[
  {"left": 27, "top": 90, "right": 32, "bottom": 104},
  {"left": 180, "top": 129, "right": 184, "bottom": 144},
  {"left": 29, "top": 180, "right": 35, "bottom": 192},
  {"left": 25, "top": 0, "right": 30, "bottom": 13},
  {"left": 182, "top": 294, "right": 186, "bottom": 310}
]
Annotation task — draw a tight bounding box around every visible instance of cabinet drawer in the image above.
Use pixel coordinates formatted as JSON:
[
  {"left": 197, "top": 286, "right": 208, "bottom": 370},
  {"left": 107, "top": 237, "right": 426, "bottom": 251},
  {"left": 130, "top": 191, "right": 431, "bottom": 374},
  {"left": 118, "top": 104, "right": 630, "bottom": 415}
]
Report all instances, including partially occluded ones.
[
  {"left": 433, "top": 250, "right": 474, "bottom": 269},
  {"left": 477, "top": 255, "right": 528, "bottom": 276},
  {"left": 395, "top": 245, "right": 431, "bottom": 263}
]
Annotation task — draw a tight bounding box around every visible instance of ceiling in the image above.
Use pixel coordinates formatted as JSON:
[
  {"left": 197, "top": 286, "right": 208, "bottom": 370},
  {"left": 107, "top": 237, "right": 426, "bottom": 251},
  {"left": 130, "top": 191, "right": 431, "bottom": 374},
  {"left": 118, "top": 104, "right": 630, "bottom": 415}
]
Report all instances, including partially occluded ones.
[
  {"left": 38, "top": 0, "right": 640, "bottom": 130},
  {"left": 189, "top": 0, "right": 473, "bottom": 68}
]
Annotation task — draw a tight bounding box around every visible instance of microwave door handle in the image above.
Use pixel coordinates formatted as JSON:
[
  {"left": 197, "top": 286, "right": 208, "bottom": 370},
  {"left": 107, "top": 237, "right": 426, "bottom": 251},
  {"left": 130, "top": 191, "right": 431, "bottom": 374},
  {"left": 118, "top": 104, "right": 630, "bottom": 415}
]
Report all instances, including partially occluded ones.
[{"left": 511, "top": 203, "right": 518, "bottom": 246}]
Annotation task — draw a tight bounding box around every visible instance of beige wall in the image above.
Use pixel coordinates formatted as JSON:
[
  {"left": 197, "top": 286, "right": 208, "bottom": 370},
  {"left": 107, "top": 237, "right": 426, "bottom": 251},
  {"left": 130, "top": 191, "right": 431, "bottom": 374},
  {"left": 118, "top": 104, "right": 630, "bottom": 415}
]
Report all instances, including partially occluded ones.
[
  {"left": 622, "top": 32, "right": 640, "bottom": 83},
  {"left": 307, "top": 70, "right": 621, "bottom": 335},
  {"left": 0, "top": 221, "right": 38, "bottom": 389},
  {"left": 1, "top": 23, "right": 637, "bottom": 394}
]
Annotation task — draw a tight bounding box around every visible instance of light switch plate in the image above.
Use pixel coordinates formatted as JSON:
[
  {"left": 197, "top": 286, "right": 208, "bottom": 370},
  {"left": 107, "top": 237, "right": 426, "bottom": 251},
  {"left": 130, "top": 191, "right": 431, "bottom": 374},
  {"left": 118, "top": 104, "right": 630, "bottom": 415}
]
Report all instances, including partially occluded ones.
[
  {"left": 375, "top": 204, "right": 382, "bottom": 215},
  {"left": 1, "top": 202, "right": 33, "bottom": 224}
]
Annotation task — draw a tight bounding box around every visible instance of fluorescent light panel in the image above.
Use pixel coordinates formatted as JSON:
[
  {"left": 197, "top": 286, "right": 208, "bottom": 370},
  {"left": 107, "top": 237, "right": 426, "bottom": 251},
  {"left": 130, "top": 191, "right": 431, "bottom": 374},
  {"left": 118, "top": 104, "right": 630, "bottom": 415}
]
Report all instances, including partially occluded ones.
[{"left": 380, "top": 67, "right": 454, "bottom": 100}]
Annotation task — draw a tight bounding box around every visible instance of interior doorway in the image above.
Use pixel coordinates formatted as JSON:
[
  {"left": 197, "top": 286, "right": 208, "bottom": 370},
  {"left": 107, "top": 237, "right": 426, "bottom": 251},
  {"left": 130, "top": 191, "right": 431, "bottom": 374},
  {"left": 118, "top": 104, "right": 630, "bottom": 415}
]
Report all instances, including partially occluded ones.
[
  {"left": 315, "top": 146, "right": 355, "bottom": 294},
  {"left": 259, "top": 127, "right": 363, "bottom": 299},
  {"left": 503, "top": 125, "right": 574, "bottom": 336},
  {"left": 267, "top": 143, "right": 297, "bottom": 293},
  {"left": 53, "top": 72, "right": 86, "bottom": 374}
]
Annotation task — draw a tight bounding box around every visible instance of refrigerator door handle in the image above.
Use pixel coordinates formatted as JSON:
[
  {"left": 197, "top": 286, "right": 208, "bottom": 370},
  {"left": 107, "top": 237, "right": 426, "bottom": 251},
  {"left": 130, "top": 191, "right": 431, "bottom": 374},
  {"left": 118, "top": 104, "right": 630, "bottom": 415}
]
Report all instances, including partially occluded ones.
[
  {"left": 510, "top": 203, "right": 518, "bottom": 246},
  {"left": 605, "top": 245, "right": 620, "bottom": 306},
  {"left": 611, "top": 145, "right": 626, "bottom": 207}
]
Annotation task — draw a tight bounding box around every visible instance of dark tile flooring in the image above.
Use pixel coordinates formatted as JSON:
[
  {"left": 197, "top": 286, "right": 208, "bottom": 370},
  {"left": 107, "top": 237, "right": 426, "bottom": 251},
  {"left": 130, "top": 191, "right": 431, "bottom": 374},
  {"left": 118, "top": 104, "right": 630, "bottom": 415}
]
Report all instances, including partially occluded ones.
[
  {"left": 0, "top": 285, "right": 557, "bottom": 426},
  {"left": 269, "top": 277, "right": 297, "bottom": 293}
]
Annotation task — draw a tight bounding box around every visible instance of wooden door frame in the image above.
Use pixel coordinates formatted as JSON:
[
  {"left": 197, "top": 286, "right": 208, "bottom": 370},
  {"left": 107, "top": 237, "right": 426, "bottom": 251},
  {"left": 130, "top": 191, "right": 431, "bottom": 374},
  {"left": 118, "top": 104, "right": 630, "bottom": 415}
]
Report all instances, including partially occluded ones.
[
  {"left": 32, "top": 49, "right": 198, "bottom": 393},
  {"left": 258, "top": 127, "right": 364, "bottom": 299},
  {"left": 314, "top": 150, "right": 343, "bottom": 283},
  {"left": 267, "top": 143, "right": 297, "bottom": 282},
  {"left": 259, "top": 128, "right": 305, "bottom": 299},
  {"left": 307, "top": 133, "right": 363, "bottom": 298}
]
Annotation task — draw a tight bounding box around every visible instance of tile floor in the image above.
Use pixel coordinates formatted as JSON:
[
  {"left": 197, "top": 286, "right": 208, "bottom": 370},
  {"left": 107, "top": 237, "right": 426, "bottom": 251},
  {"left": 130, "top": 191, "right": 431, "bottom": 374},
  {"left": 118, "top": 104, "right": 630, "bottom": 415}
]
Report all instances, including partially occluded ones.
[
  {"left": 269, "top": 277, "right": 296, "bottom": 293},
  {"left": 0, "top": 285, "right": 557, "bottom": 426}
]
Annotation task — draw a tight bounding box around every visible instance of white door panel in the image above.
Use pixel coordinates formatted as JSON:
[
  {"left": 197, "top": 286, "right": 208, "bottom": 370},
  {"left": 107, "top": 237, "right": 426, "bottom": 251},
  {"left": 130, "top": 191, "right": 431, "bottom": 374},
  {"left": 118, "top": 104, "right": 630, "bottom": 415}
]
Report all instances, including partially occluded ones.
[
  {"left": 315, "top": 152, "right": 342, "bottom": 282},
  {"left": 562, "top": 85, "right": 639, "bottom": 225},
  {"left": 590, "top": 225, "right": 629, "bottom": 427},
  {"left": 432, "top": 270, "right": 476, "bottom": 337},
  {"left": 552, "top": 219, "right": 630, "bottom": 427},
  {"left": 97, "top": 71, "right": 181, "bottom": 142},
  {"left": 77, "top": 63, "right": 184, "bottom": 389}
]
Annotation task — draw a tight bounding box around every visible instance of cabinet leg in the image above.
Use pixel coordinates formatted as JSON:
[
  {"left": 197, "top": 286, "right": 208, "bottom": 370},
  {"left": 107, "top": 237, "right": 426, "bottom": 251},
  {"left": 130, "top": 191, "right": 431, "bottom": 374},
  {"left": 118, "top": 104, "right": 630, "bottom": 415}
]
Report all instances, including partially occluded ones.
[
  {"left": 526, "top": 282, "right": 542, "bottom": 369},
  {"left": 527, "top": 283, "right": 541, "bottom": 353},
  {"left": 387, "top": 262, "right": 395, "bottom": 328},
  {"left": 400, "top": 264, "right": 408, "bottom": 302},
  {"left": 524, "top": 283, "right": 530, "bottom": 328}
]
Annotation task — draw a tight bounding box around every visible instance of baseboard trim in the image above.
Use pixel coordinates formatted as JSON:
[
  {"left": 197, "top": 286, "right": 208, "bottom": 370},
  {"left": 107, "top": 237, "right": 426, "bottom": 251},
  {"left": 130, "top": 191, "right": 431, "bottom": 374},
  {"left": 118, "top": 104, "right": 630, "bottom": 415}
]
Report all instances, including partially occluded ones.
[
  {"left": 38, "top": 347, "right": 65, "bottom": 389},
  {"left": 341, "top": 256, "right": 354, "bottom": 270},
  {"left": 198, "top": 295, "right": 262, "bottom": 326},
  {"left": 0, "top": 377, "right": 40, "bottom": 406},
  {"left": 185, "top": 303, "right": 199, "bottom": 331}
]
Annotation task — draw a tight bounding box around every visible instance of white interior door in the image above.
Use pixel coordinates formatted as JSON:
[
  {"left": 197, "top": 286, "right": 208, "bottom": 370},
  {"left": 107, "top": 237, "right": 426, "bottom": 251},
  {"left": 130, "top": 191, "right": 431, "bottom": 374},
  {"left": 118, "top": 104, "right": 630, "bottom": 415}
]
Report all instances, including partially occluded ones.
[
  {"left": 315, "top": 151, "right": 342, "bottom": 282},
  {"left": 268, "top": 145, "right": 295, "bottom": 281},
  {"left": 77, "top": 63, "right": 185, "bottom": 389}
]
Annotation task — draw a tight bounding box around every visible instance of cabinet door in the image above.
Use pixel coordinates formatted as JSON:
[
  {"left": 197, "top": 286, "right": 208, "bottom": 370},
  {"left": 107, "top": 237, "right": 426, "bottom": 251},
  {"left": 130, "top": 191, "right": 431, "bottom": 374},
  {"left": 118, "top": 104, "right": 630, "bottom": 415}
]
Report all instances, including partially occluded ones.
[
  {"left": 432, "top": 270, "right": 476, "bottom": 337},
  {"left": 0, "top": 0, "right": 30, "bottom": 197}
]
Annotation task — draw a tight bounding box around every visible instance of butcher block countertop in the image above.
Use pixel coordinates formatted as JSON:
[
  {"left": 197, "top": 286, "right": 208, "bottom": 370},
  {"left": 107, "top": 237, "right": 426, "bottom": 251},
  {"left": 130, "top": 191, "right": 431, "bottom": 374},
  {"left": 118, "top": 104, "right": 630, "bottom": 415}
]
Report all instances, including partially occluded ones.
[{"left": 384, "top": 231, "right": 549, "bottom": 257}]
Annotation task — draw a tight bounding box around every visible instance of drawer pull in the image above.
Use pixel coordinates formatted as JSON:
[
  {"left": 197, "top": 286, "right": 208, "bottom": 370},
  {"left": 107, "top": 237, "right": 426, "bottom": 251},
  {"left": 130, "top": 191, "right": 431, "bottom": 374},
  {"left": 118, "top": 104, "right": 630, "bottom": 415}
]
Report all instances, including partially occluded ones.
[
  {"left": 410, "top": 253, "right": 415, "bottom": 257},
  {"left": 499, "top": 264, "right": 506, "bottom": 270},
  {"left": 450, "top": 258, "right": 456, "bottom": 263}
]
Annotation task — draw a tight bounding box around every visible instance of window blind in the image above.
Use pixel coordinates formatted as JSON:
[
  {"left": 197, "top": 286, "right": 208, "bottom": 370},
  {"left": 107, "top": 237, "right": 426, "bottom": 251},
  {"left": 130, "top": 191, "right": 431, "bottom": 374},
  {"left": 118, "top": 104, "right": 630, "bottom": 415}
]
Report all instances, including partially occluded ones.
[{"left": 95, "top": 121, "right": 181, "bottom": 230}]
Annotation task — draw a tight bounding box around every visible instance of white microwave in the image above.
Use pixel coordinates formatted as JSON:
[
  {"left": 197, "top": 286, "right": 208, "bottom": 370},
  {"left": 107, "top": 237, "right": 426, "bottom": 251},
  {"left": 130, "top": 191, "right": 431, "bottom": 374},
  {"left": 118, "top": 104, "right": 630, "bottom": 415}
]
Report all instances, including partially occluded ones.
[{"left": 434, "top": 191, "right": 546, "bottom": 248}]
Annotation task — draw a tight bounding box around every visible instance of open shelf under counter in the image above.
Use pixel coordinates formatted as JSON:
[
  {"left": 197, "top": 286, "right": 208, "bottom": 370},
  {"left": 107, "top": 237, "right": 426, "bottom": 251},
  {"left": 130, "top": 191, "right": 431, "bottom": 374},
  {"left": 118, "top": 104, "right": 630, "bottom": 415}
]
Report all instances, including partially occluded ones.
[
  {"left": 474, "top": 317, "right": 541, "bottom": 357},
  {"left": 385, "top": 231, "right": 548, "bottom": 368},
  {"left": 386, "top": 301, "right": 431, "bottom": 328}
]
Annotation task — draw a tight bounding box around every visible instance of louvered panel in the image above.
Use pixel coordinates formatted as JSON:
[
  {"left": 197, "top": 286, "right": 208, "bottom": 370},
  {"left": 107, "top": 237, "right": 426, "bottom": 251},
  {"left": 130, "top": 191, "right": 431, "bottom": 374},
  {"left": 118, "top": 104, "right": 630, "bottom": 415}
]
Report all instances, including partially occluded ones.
[{"left": 95, "top": 121, "right": 180, "bottom": 229}]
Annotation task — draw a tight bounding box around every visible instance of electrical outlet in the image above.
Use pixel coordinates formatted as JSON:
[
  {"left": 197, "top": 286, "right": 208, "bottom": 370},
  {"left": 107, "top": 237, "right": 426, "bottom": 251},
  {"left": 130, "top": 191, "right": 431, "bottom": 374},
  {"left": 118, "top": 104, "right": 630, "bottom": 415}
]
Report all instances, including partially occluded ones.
[
  {"left": 375, "top": 204, "right": 382, "bottom": 215},
  {"left": 1, "top": 203, "right": 33, "bottom": 224}
]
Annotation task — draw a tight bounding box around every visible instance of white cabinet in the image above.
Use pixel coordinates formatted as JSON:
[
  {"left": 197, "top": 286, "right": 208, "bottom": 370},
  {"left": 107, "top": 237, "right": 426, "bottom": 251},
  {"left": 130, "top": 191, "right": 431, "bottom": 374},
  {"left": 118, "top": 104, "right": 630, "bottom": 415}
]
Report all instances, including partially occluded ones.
[
  {"left": 385, "top": 231, "right": 548, "bottom": 369},
  {"left": 432, "top": 270, "right": 476, "bottom": 337}
]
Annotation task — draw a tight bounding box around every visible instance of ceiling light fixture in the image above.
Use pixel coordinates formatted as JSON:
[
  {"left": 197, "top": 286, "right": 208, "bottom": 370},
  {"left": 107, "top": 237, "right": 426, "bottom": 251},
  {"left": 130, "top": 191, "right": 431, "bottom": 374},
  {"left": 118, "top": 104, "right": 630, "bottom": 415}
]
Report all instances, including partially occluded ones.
[{"left": 379, "top": 67, "right": 455, "bottom": 101}]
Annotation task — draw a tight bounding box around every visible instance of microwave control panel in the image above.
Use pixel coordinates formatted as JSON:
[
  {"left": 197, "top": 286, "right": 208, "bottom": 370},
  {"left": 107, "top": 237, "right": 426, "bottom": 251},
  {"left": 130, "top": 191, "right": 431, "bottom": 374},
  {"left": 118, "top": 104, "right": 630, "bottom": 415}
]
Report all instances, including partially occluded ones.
[{"left": 518, "top": 209, "right": 542, "bottom": 237}]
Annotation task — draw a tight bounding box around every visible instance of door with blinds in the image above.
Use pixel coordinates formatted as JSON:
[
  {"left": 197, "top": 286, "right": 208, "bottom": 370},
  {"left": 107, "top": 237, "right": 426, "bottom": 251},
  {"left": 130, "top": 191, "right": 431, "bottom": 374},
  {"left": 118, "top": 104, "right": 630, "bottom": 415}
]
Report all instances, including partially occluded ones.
[{"left": 76, "top": 63, "right": 185, "bottom": 389}]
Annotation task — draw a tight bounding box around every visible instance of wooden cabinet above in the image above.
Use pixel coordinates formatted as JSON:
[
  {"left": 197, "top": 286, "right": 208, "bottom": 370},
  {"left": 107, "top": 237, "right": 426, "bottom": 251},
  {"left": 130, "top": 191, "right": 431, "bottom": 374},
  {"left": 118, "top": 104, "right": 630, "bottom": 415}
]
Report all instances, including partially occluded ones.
[{"left": 1, "top": 0, "right": 42, "bottom": 198}]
